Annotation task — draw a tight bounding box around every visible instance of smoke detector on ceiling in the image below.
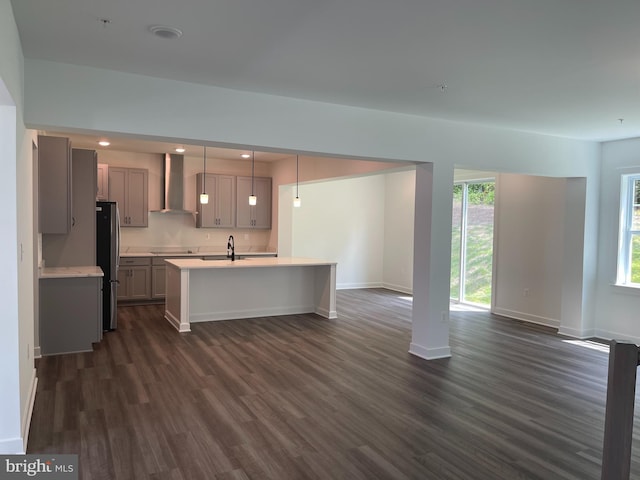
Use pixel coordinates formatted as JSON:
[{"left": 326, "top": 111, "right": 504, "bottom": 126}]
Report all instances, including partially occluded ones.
[{"left": 149, "top": 25, "right": 183, "bottom": 39}]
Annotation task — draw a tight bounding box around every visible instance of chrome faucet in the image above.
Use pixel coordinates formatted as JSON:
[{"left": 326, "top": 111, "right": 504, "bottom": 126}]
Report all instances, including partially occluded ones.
[{"left": 227, "top": 235, "right": 235, "bottom": 261}]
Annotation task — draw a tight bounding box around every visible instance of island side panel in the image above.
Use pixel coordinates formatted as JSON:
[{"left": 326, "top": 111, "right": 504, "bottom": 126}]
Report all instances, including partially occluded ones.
[
  {"left": 189, "top": 265, "right": 317, "bottom": 322},
  {"left": 314, "top": 264, "right": 337, "bottom": 319},
  {"left": 165, "top": 262, "right": 191, "bottom": 332}
]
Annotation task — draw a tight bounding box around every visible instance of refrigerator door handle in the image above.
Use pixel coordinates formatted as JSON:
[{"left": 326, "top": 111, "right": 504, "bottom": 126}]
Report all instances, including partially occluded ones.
[
  {"left": 109, "top": 280, "right": 118, "bottom": 330},
  {"left": 115, "top": 205, "right": 121, "bottom": 270}
]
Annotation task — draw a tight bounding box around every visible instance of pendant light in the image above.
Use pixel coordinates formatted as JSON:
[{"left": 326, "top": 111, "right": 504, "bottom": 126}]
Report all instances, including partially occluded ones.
[
  {"left": 200, "top": 146, "right": 209, "bottom": 204},
  {"left": 249, "top": 151, "right": 257, "bottom": 206},
  {"left": 293, "top": 155, "right": 301, "bottom": 208}
]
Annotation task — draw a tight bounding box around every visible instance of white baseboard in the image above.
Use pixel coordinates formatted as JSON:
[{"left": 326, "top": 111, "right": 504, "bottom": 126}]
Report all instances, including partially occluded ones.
[
  {"left": 165, "top": 311, "right": 190, "bottom": 333},
  {"left": 381, "top": 282, "right": 413, "bottom": 295},
  {"left": 0, "top": 370, "right": 37, "bottom": 454},
  {"left": 34, "top": 346, "right": 41, "bottom": 359},
  {"left": 557, "top": 326, "right": 596, "bottom": 339},
  {"left": 336, "top": 282, "right": 383, "bottom": 290},
  {"left": 492, "top": 307, "right": 560, "bottom": 329},
  {"left": 191, "top": 305, "right": 315, "bottom": 323},
  {"left": 594, "top": 328, "right": 640, "bottom": 345},
  {"left": 0, "top": 436, "right": 24, "bottom": 454},
  {"left": 409, "top": 342, "right": 451, "bottom": 360},
  {"left": 315, "top": 305, "right": 338, "bottom": 319}
]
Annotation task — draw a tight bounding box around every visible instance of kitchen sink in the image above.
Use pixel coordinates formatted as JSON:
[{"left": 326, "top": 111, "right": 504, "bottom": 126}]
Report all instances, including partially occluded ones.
[{"left": 150, "top": 249, "right": 195, "bottom": 254}]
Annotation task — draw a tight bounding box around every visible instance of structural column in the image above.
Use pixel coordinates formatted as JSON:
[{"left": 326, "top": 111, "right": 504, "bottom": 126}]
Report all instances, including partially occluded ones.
[{"left": 410, "top": 162, "right": 454, "bottom": 360}]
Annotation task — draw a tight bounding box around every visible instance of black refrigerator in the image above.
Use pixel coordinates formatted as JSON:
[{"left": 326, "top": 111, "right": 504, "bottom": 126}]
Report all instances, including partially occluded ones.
[{"left": 96, "top": 201, "right": 120, "bottom": 330}]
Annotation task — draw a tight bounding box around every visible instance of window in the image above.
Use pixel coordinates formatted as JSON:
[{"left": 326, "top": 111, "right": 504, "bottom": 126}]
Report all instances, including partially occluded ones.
[
  {"left": 451, "top": 180, "right": 495, "bottom": 306},
  {"left": 618, "top": 174, "right": 640, "bottom": 285}
]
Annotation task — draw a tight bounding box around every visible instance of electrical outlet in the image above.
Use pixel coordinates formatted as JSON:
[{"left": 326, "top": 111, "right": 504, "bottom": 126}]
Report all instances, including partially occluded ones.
[
  {"left": 441, "top": 311, "right": 449, "bottom": 323},
  {"left": 523, "top": 288, "right": 530, "bottom": 297}
]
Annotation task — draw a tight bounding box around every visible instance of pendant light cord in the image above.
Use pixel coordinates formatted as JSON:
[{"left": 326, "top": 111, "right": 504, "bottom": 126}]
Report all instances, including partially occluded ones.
[
  {"left": 251, "top": 151, "right": 255, "bottom": 195},
  {"left": 203, "top": 146, "right": 207, "bottom": 192},
  {"left": 296, "top": 155, "right": 299, "bottom": 197}
]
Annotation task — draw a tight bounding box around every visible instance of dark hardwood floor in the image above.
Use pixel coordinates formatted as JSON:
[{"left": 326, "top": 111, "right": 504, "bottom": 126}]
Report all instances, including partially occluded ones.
[{"left": 28, "top": 289, "right": 639, "bottom": 479}]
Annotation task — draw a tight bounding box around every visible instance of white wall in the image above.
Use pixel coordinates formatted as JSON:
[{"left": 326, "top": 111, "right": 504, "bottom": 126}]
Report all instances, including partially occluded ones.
[
  {"left": 289, "top": 175, "right": 386, "bottom": 289},
  {"left": 492, "top": 174, "right": 566, "bottom": 327},
  {"left": 595, "top": 138, "right": 640, "bottom": 342},
  {"left": 0, "top": 0, "right": 36, "bottom": 453},
  {"left": 383, "top": 169, "right": 415, "bottom": 293}
]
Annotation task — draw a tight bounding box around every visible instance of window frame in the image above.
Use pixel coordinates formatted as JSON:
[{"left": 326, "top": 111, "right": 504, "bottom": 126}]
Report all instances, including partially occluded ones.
[
  {"left": 450, "top": 178, "right": 495, "bottom": 306},
  {"left": 617, "top": 173, "right": 640, "bottom": 286}
]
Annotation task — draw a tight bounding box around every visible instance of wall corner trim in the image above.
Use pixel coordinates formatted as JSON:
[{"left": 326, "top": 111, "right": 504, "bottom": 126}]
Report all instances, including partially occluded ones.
[{"left": 21, "top": 369, "right": 38, "bottom": 453}]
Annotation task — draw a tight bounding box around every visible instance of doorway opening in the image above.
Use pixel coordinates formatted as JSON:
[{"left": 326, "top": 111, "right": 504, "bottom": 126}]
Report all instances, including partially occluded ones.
[{"left": 451, "top": 179, "right": 495, "bottom": 307}]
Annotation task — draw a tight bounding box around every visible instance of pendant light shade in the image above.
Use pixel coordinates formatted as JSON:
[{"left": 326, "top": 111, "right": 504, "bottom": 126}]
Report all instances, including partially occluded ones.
[
  {"left": 200, "top": 146, "right": 209, "bottom": 204},
  {"left": 249, "top": 151, "right": 257, "bottom": 205},
  {"left": 293, "top": 155, "right": 301, "bottom": 208}
]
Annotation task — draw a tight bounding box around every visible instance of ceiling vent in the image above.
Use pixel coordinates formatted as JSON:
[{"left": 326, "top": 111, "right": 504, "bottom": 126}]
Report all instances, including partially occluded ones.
[{"left": 149, "top": 25, "right": 183, "bottom": 40}]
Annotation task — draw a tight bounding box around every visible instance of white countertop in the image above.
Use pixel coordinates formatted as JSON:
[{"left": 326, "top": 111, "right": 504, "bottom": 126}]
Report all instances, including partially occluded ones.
[
  {"left": 166, "top": 256, "right": 336, "bottom": 270},
  {"left": 40, "top": 266, "right": 104, "bottom": 279}
]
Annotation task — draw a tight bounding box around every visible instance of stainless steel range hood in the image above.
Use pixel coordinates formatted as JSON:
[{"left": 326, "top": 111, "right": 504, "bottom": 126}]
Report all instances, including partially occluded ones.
[{"left": 153, "top": 153, "right": 195, "bottom": 214}]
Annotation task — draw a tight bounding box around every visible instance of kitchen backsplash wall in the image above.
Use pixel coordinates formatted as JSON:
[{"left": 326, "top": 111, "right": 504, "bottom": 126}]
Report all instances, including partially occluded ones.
[{"left": 121, "top": 213, "right": 272, "bottom": 252}]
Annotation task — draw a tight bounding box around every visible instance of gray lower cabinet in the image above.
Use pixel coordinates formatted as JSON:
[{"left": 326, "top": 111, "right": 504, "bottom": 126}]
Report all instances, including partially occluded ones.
[
  {"left": 39, "top": 276, "right": 102, "bottom": 356},
  {"left": 118, "top": 257, "right": 151, "bottom": 301},
  {"left": 151, "top": 257, "right": 185, "bottom": 299},
  {"left": 152, "top": 265, "right": 166, "bottom": 299}
]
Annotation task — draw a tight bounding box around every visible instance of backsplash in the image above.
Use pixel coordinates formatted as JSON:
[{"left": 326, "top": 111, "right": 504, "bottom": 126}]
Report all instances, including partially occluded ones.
[{"left": 120, "top": 212, "right": 273, "bottom": 253}]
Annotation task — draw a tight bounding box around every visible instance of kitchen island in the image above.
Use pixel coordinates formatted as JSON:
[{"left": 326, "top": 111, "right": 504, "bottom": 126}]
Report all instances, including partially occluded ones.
[{"left": 164, "top": 257, "right": 337, "bottom": 332}]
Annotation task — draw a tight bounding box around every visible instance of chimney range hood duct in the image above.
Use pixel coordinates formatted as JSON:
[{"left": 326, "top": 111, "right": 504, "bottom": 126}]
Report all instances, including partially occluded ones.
[{"left": 153, "top": 153, "right": 194, "bottom": 214}]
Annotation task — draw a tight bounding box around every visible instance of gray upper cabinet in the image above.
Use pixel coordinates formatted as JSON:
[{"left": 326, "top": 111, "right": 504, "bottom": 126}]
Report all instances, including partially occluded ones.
[
  {"left": 96, "top": 163, "right": 109, "bottom": 200},
  {"left": 38, "top": 135, "right": 72, "bottom": 234},
  {"left": 236, "top": 176, "right": 272, "bottom": 229},
  {"left": 196, "top": 173, "right": 236, "bottom": 228},
  {"left": 109, "top": 167, "right": 148, "bottom": 227}
]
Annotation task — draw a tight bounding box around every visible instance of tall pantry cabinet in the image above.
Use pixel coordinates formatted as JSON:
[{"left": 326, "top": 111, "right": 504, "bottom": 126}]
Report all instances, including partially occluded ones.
[{"left": 41, "top": 148, "right": 97, "bottom": 267}]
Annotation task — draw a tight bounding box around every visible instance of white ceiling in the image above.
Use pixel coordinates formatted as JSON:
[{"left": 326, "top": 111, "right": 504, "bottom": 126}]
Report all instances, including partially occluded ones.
[
  {"left": 45, "top": 131, "right": 293, "bottom": 162},
  {"left": 11, "top": 0, "right": 640, "bottom": 143}
]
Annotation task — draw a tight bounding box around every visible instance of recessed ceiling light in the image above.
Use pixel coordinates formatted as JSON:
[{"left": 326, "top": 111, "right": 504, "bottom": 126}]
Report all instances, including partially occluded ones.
[
  {"left": 98, "top": 140, "right": 110, "bottom": 147},
  {"left": 149, "top": 25, "right": 183, "bottom": 40},
  {"left": 241, "top": 154, "right": 251, "bottom": 158},
  {"left": 175, "top": 147, "right": 186, "bottom": 153}
]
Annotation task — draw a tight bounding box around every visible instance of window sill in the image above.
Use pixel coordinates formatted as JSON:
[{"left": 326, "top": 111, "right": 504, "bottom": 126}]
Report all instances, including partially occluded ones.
[{"left": 610, "top": 283, "right": 640, "bottom": 296}]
